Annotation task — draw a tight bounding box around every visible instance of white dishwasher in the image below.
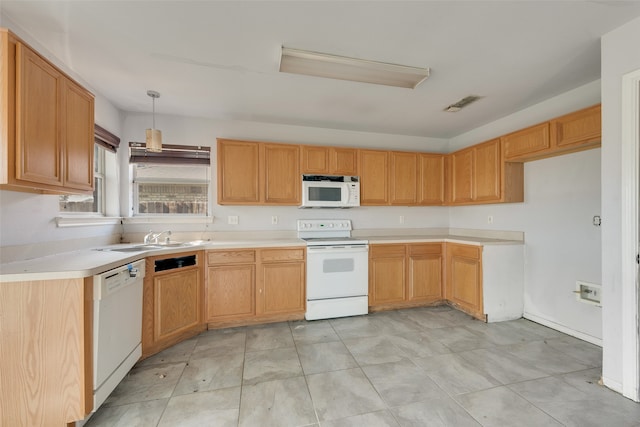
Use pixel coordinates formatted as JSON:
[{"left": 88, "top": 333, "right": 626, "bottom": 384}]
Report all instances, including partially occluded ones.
[{"left": 93, "top": 259, "right": 145, "bottom": 411}]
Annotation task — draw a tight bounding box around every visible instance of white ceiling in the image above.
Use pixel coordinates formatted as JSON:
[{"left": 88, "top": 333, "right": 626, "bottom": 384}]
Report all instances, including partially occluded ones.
[{"left": 2, "top": 1, "right": 640, "bottom": 139}]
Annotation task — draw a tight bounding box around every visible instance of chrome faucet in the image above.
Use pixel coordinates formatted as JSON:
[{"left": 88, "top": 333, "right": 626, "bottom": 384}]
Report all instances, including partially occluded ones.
[
  {"left": 143, "top": 230, "right": 171, "bottom": 244},
  {"left": 153, "top": 230, "right": 172, "bottom": 244},
  {"left": 143, "top": 230, "right": 155, "bottom": 244}
]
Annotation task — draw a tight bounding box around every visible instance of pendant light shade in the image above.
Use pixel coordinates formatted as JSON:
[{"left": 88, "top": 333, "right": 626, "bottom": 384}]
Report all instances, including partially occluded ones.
[{"left": 145, "top": 90, "right": 162, "bottom": 152}]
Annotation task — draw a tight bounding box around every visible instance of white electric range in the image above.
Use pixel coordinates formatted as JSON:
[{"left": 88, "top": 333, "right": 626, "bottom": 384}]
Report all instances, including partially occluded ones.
[{"left": 297, "top": 219, "right": 369, "bottom": 320}]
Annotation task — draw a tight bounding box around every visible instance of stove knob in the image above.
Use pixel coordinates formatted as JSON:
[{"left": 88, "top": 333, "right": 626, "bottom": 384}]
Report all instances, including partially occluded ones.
[{"left": 329, "top": 223, "right": 334, "bottom": 228}]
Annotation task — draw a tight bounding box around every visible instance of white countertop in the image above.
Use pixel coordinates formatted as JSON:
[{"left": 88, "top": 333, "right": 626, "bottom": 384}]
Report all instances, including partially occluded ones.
[{"left": 0, "top": 233, "right": 522, "bottom": 282}]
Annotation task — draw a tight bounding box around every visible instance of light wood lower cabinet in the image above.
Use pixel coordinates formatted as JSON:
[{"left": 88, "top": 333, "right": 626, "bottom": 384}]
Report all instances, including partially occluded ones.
[
  {"left": 369, "top": 243, "right": 444, "bottom": 310},
  {"left": 0, "top": 277, "right": 93, "bottom": 426},
  {"left": 142, "top": 251, "right": 205, "bottom": 359},
  {"left": 445, "top": 243, "right": 484, "bottom": 320},
  {"left": 206, "top": 247, "right": 306, "bottom": 328}
]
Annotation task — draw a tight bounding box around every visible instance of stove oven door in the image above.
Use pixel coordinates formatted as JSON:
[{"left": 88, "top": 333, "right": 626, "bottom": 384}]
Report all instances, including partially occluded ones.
[{"left": 306, "top": 245, "right": 368, "bottom": 300}]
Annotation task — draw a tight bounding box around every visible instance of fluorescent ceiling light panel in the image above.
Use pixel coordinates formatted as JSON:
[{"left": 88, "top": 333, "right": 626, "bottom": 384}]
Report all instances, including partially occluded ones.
[{"left": 279, "top": 47, "right": 430, "bottom": 89}]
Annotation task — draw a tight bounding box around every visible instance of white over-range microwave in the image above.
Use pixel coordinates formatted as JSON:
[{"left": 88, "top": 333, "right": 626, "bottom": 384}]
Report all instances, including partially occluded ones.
[{"left": 300, "top": 175, "right": 360, "bottom": 208}]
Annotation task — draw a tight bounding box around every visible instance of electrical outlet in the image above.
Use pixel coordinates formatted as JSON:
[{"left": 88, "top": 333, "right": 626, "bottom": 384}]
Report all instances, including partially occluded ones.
[
  {"left": 399, "top": 215, "right": 405, "bottom": 224},
  {"left": 488, "top": 215, "right": 493, "bottom": 224},
  {"left": 271, "top": 215, "right": 278, "bottom": 225},
  {"left": 227, "top": 215, "right": 239, "bottom": 225},
  {"left": 575, "top": 281, "right": 601, "bottom": 305}
]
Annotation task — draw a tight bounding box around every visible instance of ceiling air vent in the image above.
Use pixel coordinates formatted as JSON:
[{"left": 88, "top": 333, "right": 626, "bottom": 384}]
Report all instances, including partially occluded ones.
[{"left": 444, "top": 95, "right": 482, "bottom": 112}]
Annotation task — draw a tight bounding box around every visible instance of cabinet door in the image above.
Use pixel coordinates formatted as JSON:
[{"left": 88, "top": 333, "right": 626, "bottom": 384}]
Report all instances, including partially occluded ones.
[
  {"left": 450, "top": 148, "right": 473, "bottom": 204},
  {"left": 63, "top": 79, "right": 94, "bottom": 191},
  {"left": 473, "top": 139, "right": 501, "bottom": 202},
  {"left": 418, "top": 153, "right": 444, "bottom": 205},
  {"left": 258, "top": 248, "right": 305, "bottom": 315},
  {"left": 217, "top": 139, "right": 260, "bottom": 204},
  {"left": 206, "top": 264, "right": 255, "bottom": 320},
  {"left": 369, "top": 245, "right": 406, "bottom": 306},
  {"left": 263, "top": 143, "right": 300, "bottom": 204},
  {"left": 331, "top": 147, "right": 358, "bottom": 175},
  {"left": 301, "top": 145, "right": 330, "bottom": 174},
  {"left": 502, "top": 122, "right": 550, "bottom": 161},
  {"left": 551, "top": 104, "right": 601, "bottom": 149},
  {"left": 15, "top": 43, "right": 63, "bottom": 186},
  {"left": 408, "top": 244, "right": 443, "bottom": 302},
  {"left": 154, "top": 268, "right": 201, "bottom": 342},
  {"left": 389, "top": 151, "right": 418, "bottom": 205},
  {"left": 359, "top": 149, "right": 389, "bottom": 205},
  {"left": 259, "top": 262, "right": 305, "bottom": 315},
  {"left": 446, "top": 244, "right": 483, "bottom": 318}
]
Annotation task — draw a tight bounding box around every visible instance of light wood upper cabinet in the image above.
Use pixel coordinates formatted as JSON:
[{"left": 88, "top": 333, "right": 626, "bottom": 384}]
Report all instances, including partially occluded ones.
[
  {"left": 263, "top": 143, "right": 300, "bottom": 204},
  {"left": 551, "top": 104, "right": 601, "bottom": 149},
  {"left": 449, "top": 139, "right": 523, "bottom": 206},
  {"left": 445, "top": 243, "right": 483, "bottom": 319},
  {"left": 418, "top": 153, "right": 445, "bottom": 205},
  {"left": 503, "top": 104, "right": 601, "bottom": 162},
  {"left": 359, "top": 149, "right": 389, "bottom": 205},
  {"left": 217, "top": 139, "right": 300, "bottom": 205},
  {"left": 300, "top": 145, "right": 358, "bottom": 175},
  {"left": 63, "top": 79, "right": 95, "bottom": 191},
  {"left": 450, "top": 148, "right": 474, "bottom": 204},
  {"left": 217, "top": 140, "right": 261, "bottom": 204},
  {"left": 1, "top": 30, "right": 95, "bottom": 194},
  {"left": 389, "top": 151, "right": 418, "bottom": 205},
  {"left": 473, "top": 139, "right": 501, "bottom": 202},
  {"left": 502, "top": 122, "right": 550, "bottom": 161}
]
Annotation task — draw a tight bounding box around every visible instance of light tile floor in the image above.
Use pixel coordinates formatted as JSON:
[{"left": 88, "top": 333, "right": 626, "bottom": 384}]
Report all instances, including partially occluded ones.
[{"left": 86, "top": 306, "right": 640, "bottom": 427}]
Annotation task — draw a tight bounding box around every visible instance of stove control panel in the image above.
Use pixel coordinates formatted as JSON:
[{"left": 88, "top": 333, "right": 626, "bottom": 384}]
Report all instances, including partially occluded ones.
[{"left": 297, "top": 219, "right": 352, "bottom": 232}]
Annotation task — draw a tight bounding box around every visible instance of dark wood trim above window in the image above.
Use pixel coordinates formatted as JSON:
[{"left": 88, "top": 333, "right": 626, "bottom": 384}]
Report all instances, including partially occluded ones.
[
  {"left": 129, "top": 142, "right": 211, "bottom": 165},
  {"left": 95, "top": 124, "right": 120, "bottom": 153}
]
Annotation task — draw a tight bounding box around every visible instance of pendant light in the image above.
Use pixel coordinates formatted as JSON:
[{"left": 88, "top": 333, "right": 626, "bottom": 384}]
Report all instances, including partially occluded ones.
[{"left": 145, "top": 90, "right": 162, "bottom": 152}]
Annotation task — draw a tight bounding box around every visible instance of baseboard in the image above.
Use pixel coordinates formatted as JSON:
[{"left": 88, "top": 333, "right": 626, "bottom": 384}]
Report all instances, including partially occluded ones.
[{"left": 523, "top": 311, "right": 603, "bottom": 347}]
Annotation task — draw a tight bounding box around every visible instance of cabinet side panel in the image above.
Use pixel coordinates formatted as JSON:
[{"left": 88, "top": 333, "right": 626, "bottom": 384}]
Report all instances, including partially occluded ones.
[{"left": 0, "top": 279, "right": 85, "bottom": 426}]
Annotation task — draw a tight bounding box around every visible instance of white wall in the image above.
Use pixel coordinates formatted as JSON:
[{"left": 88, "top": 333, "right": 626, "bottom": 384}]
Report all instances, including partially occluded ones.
[
  {"left": 449, "top": 82, "right": 603, "bottom": 343},
  {"left": 120, "top": 113, "right": 450, "bottom": 238},
  {"left": 601, "top": 15, "right": 640, "bottom": 393}
]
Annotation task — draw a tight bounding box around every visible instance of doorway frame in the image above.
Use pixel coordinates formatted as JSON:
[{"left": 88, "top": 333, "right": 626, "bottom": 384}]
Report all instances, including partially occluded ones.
[{"left": 621, "top": 68, "right": 640, "bottom": 402}]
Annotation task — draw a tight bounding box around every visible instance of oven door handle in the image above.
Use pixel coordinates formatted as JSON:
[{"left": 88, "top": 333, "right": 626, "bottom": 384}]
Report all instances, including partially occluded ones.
[{"left": 306, "top": 245, "right": 368, "bottom": 253}]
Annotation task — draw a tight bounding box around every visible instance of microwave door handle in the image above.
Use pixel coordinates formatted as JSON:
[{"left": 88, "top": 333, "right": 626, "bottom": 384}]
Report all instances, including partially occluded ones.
[{"left": 342, "top": 184, "right": 349, "bottom": 206}]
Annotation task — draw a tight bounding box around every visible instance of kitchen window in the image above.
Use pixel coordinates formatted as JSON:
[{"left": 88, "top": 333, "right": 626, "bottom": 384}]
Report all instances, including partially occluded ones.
[
  {"left": 58, "top": 125, "right": 120, "bottom": 216},
  {"left": 59, "top": 144, "right": 106, "bottom": 213},
  {"left": 129, "top": 142, "right": 211, "bottom": 216}
]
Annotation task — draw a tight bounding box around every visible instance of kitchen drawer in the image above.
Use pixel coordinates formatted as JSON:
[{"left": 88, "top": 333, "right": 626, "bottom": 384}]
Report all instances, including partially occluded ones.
[
  {"left": 447, "top": 244, "right": 481, "bottom": 260},
  {"left": 409, "top": 243, "right": 442, "bottom": 256},
  {"left": 260, "top": 247, "right": 305, "bottom": 262},
  {"left": 207, "top": 249, "right": 255, "bottom": 265},
  {"left": 370, "top": 244, "right": 406, "bottom": 257}
]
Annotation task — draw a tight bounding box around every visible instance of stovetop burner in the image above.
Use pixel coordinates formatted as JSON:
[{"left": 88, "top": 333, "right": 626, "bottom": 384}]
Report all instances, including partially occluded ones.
[{"left": 297, "top": 219, "right": 368, "bottom": 246}]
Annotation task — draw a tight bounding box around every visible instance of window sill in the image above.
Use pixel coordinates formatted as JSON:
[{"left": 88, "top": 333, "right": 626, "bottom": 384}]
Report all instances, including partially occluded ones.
[
  {"left": 56, "top": 216, "right": 122, "bottom": 228},
  {"left": 122, "top": 216, "right": 214, "bottom": 225}
]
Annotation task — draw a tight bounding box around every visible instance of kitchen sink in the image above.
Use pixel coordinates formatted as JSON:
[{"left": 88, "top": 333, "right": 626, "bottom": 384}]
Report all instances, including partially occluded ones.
[{"left": 96, "top": 242, "right": 200, "bottom": 253}]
